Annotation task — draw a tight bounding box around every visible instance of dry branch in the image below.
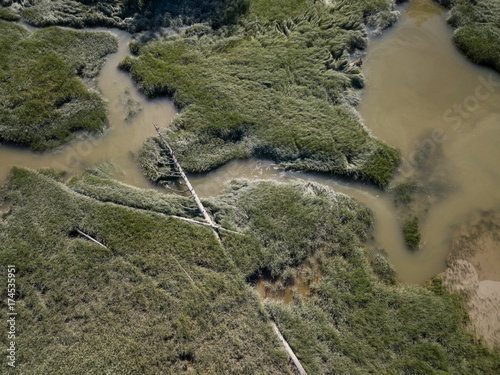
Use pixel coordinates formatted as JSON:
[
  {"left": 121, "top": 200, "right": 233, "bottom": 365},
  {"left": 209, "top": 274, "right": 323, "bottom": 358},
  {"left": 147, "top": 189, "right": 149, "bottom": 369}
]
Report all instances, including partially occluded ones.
[{"left": 75, "top": 229, "right": 108, "bottom": 249}]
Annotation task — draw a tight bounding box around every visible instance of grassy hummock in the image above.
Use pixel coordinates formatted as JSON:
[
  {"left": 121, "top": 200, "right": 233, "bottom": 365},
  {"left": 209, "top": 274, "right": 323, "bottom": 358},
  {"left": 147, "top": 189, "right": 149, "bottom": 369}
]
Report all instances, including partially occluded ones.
[
  {"left": 0, "top": 6, "right": 19, "bottom": 21},
  {"left": 122, "top": 0, "right": 401, "bottom": 188},
  {"left": 436, "top": 0, "right": 500, "bottom": 72},
  {"left": 1, "top": 169, "right": 499, "bottom": 373},
  {"left": 0, "top": 21, "right": 117, "bottom": 150},
  {"left": 403, "top": 215, "right": 421, "bottom": 250},
  {"left": 211, "top": 179, "right": 373, "bottom": 277}
]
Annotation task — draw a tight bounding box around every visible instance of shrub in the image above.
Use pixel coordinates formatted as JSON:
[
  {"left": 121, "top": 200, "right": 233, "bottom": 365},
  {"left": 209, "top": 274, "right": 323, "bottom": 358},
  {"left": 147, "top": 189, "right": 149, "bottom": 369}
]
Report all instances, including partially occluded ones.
[{"left": 403, "top": 216, "right": 421, "bottom": 250}]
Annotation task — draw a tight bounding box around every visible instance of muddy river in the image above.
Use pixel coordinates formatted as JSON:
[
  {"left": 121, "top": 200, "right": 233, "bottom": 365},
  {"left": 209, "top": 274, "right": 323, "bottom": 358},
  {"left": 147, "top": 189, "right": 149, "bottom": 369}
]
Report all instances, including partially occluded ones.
[{"left": 1, "top": 0, "right": 499, "bottom": 285}]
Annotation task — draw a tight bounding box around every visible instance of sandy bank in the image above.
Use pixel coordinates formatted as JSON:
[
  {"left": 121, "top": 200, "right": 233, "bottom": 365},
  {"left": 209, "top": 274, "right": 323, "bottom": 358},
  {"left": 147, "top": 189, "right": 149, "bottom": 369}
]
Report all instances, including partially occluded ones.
[{"left": 441, "top": 210, "right": 500, "bottom": 349}]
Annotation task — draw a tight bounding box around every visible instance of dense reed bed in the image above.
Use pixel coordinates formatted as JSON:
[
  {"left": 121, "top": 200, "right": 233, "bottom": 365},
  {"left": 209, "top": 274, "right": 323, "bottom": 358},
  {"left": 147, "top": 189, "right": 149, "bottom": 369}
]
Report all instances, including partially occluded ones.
[
  {"left": 0, "top": 21, "right": 117, "bottom": 149},
  {"left": 3, "top": 169, "right": 498, "bottom": 373},
  {"left": 123, "top": 0, "right": 401, "bottom": 187}
]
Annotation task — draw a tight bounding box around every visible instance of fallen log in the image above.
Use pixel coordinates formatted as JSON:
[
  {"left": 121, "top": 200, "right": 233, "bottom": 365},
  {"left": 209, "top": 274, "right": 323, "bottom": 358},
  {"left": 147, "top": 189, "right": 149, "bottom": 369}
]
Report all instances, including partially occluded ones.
[
  {"left": 153, "top": 123, "right": 216, "bottom": 228},
  {"left": 170, "top": 215, "right": 243, "bottom": 235},
  {"left": 271, "top": 322, "right": 308, "bottom": 375}
]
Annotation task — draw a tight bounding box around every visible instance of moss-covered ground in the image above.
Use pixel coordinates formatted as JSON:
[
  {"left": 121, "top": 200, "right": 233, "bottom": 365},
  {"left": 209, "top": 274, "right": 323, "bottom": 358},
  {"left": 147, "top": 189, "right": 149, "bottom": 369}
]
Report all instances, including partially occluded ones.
[
  {"left": 1, "top": 169, "right": 498, "bottom": 373},
  {"left": 121, "top": 0, "right": 401, "bottom": 188},
  {"left": 436, "top": 0, "right": 500, "bottom": 72},
  {"left": 0, "top": 21, "right": 117, "bottom": 150}
]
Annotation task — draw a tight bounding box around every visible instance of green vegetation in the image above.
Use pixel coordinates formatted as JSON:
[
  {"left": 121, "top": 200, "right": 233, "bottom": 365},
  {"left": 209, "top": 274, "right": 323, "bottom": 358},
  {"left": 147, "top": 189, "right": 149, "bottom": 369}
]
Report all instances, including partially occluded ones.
[
  {"left": 1, "top": 0, "right": 248, "bottom": 32},
  {"left": 403, "top": 215, "right": 421, "bottom": 250},
  {"left": 209, "top": 179, "right": 498, "bottom": 373},
  {"left": 266, "top": 279, "right": 499, "bottom": 374},
  {"left": 0, "top": 6, "right": 19, "bottom": 21},
  {"left": 369, "top": 249, "right": 398, "bottom": 285},
  {"left": 0, "top": 168, "right": 296, "bottom": 373},
  {"left": 436, "top": 0, "right": 500, "bottom": 72},
  {"left": 391, "top": 181, "right": 419, "bottom": 205},
  {"left": 0, "top": 21, "right": 117, "bottom": 150},
  {"left": 1, "top": 169, "right": 499, "bottom": 372},
  {"left": 122, "top": 0, "right": 401, "bottom": 187},
  {"left": 211, "top": 179, "right": 373, "bottom": 277}
]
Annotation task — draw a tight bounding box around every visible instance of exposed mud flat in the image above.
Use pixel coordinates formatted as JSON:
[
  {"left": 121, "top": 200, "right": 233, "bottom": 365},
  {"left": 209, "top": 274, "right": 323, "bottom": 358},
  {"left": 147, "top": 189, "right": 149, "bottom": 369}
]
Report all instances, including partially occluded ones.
[{"left": 441, "top": 210, "right": 500, "bottom": 349}]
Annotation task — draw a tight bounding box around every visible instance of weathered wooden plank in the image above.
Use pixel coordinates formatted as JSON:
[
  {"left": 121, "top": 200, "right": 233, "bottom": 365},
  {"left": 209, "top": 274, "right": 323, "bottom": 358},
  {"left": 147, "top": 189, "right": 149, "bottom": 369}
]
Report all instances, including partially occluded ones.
[
  {"left": 153, "top": 123, "right": 216, "bottom": 227},
  {"left": 272, "top": 322, "right": 308, "bottom": 375}
]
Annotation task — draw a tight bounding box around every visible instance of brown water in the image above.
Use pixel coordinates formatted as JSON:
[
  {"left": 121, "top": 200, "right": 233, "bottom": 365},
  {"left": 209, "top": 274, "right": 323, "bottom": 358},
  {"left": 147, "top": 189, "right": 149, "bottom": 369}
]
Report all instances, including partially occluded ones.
[
  {"left": 1, "top": 0, "right": 499, "bottom": 286},
  {"left": 193, "top": 0, "right": 500, "bottom": 284},
  {"left": 0, "top": 28, "right": 177, "bottom": 188},
  {"left": 359, "top": 0, "right": 500, "bottom": 282}
]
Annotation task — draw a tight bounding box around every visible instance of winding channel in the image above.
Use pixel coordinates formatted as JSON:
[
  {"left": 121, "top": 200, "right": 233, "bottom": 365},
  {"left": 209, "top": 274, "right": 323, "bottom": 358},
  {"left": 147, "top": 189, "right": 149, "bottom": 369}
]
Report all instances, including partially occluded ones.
[{"left": 1, "top": 0, "right": 499, "bottom": 284}]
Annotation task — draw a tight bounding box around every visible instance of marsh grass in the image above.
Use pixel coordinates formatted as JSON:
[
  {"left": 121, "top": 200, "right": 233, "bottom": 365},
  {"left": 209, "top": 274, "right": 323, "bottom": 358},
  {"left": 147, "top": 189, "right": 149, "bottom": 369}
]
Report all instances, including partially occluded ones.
[
  {"left": 0, "top": 6, "right": 19, "bottom": 21},
  {"left": 123, "top": 0, "right": 401, "bottom": 187},
  {"left": 1, "top": 169, "right": 498, "bottom": 372},
  {"left": 210, "top": 177, "right": 499, "bottom": 374},
  {"left": 391, "top": 181, "right": 419, "bottom": 205},
  {"left": 0, "top": 21, "right": 117, "bottom": 150},
  {"left": 211, "top": 179, "right": 373, "bottom": 277},
  {"left": 4, "top": 0, "right": 248, "bottom": 32},
  {"left": 440, "top": 0, "right": 500, "bottom": 72},
  {"left": 403, "top": 215, "right": 421, "bottom": 250},
  {"left": 266, "top": 276, "right": 500, "bottom": 374},
  {"left": 0, "top": 168, "right": 296, "bottom": 373}
]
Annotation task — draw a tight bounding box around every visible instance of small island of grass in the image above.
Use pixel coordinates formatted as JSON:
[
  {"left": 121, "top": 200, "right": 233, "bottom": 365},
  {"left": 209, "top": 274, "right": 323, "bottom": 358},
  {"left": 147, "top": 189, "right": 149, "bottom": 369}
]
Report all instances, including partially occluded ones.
[
  {"left": 121, "top": 0, "right": 401, "bottom": 187},
  {"left": 0, "top": 21, "right": 117, "bottom": 150}
]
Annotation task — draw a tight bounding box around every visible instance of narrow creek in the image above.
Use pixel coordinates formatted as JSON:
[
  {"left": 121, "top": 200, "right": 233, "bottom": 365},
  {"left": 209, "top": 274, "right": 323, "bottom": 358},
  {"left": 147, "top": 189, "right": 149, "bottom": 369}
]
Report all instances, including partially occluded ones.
[
  {"left": 0, "top": 28, "right": 176, "bottom": 189},
  {"left": 1, "top": 0, "right": 499, "bottom": 288}
]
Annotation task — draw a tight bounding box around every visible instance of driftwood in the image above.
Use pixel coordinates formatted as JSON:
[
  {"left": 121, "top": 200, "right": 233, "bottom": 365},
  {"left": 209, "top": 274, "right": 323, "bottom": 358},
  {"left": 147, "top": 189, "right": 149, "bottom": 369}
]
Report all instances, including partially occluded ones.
[
  {"left": 170, "top": 215, "right": 243, "bottom": 235},
  {"left": 271, "top": 322, "right": 308, "bottom": 375},
  {"left": 172, "top": 255, "right": 196, "bottom": 286},
  {"left": 153, "top": 123, "right": 216, "bottom": 228},
  {"left": 75, "top": 229, "right": 108, "bottom": 249}
]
